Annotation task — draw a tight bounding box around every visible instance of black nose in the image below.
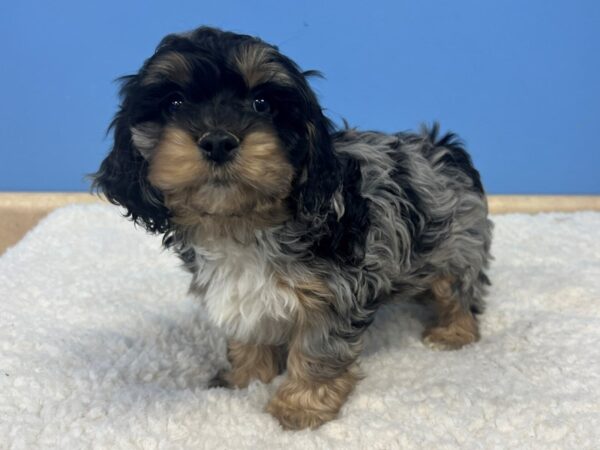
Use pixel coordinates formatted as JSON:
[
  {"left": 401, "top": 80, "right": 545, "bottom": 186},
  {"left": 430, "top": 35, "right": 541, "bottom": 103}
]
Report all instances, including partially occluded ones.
[{"left": 197, "top": 130, "right": 239, "bottom": 164}]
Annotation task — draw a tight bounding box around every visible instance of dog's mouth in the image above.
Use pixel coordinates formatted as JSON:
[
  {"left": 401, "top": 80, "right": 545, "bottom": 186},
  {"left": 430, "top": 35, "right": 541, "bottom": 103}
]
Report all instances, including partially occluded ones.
[{"left": 201, "top": 166, "right": 241, "bottom": 186}]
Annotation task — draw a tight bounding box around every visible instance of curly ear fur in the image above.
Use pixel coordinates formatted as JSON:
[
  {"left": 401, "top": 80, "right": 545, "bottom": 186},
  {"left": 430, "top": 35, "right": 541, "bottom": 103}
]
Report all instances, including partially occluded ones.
[
  {"left": 288, "top": 72, "right": 342, "bottom": 224},
  {"left": 288, "top": 84, "right": 372, "bottom": 264},
  {"left": 91, "top": 77, "right": 170, "bottom": 234},
  {"left": 297, "top": 119, "right": 341, "bottom": 216}
]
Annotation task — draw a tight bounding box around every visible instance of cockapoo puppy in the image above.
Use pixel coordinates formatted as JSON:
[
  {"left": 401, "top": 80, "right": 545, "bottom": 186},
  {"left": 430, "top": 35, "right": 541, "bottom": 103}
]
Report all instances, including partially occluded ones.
[{"left": 93, "top": 26, "right": 492, "bottom": 430}]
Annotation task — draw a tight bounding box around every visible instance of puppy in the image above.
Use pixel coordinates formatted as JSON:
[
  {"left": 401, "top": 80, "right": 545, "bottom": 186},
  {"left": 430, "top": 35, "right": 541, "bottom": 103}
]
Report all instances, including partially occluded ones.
[{"left": 93, "top": 26, "right": 492, "bottom": 430}]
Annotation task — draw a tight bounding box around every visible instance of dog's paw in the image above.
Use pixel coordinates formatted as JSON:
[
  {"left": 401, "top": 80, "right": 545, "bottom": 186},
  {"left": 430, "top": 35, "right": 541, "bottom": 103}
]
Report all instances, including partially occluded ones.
[
  {"left": 266, "top": 397, "right": 334, "bottom": 430},
  {"left": 422, "top": 326, "right": 479, "bottom": 351}
]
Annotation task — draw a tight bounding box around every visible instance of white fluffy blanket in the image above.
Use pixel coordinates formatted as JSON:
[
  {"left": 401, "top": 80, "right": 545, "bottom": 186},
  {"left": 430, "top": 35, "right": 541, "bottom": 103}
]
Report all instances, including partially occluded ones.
[{"left": 1, "top": 204, "right": 599, "bottom": 449}]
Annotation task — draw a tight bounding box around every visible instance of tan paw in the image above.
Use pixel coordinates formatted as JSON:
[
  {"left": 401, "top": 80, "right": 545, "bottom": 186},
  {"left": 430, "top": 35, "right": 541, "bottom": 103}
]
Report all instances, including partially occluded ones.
[
  {"left": 266, "top": 396, "right": 335, "bottom": 430},
  {"left": 422, "top": 325, "right": 479, "bottom": 351},
  {"left": 223, "top": 341, "right": 281, "bottom": 388}
]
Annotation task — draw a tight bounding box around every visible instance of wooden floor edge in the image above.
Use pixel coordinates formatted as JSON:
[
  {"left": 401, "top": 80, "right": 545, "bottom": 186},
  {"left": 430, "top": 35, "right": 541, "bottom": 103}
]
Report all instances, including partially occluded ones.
[
  {"left": 0, "top": 192, "right": 102, "bottom": 208},
  {"left": 487, "top": 195, "right": 600, "bottom": 214},
  {"left": 1, "top": 193, "right": 599, "bottom": 213},
  {"left": 1, "top": 193, "right": 599, "bottom": 255}
]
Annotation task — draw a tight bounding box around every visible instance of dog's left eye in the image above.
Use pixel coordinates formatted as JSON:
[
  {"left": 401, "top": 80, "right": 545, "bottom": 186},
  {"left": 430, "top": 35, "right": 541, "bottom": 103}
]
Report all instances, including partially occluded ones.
[
  {"left": 165, "top": 93, "right": 185, "bottom": 113},
  {"left": 252, "top": 97, "right": 271, "bottom": 114}
]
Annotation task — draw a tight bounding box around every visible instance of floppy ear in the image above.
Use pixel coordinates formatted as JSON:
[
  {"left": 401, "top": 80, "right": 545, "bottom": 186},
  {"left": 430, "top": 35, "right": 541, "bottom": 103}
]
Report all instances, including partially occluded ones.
[
  {"left": 91, "top": 82, "right": 170, "bottom": 233},
  {"left": 298, "top": 119, "right": 341, "bottom": 214},
  {"left": 292, "top": 90, "right": 343, "bottom": 225}
]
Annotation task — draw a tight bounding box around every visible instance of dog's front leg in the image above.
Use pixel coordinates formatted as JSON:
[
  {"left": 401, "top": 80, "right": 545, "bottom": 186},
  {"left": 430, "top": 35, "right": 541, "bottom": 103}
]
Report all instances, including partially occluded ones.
[
  {"left": 212, "top": 340, "right": 284, "bottom": 388},
  {"left": 266, "top": 285, "right": 363, "bottom": 430}
]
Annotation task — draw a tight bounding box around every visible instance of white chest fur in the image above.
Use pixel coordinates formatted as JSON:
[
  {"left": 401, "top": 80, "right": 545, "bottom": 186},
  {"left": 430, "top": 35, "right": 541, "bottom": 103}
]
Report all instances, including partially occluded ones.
[{"left": 191, "top": 239, "right": 299, "bottom": 344}]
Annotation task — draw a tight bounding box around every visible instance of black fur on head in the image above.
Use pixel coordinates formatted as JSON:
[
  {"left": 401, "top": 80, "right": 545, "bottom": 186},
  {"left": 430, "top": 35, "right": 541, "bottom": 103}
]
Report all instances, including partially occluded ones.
[{"left": 92, "top": 26, "right": 341, "bottom": 234}]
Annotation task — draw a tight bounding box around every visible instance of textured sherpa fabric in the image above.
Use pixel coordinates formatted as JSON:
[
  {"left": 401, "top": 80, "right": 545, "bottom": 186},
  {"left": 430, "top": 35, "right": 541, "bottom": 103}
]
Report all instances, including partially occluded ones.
[{"left": 1, "top": 204, "right": 599, "bottom": 449}]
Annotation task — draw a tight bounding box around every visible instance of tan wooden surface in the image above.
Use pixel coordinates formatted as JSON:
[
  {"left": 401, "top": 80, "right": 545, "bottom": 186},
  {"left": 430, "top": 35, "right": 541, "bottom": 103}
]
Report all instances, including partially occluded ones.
[
  {"left": 0, "top": 193, "right": 101, "bottom": 254},
  {"left": 1, "top": 193, "right": 599, "bottom": 255},
  {"left": 488, "top": 195, "right": 600, "bottom": 214}
]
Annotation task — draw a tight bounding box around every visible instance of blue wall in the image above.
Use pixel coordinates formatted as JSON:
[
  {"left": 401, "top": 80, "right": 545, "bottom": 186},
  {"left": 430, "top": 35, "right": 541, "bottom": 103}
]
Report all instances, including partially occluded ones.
[{"left": 1, "top": 0, "right": 598, "bottom": 193}]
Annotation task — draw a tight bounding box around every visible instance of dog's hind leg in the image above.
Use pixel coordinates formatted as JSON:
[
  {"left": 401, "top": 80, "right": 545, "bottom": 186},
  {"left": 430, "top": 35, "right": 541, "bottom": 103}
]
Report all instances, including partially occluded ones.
[{"left": 422, "top": 275, "right": 482, "bottom": 350}]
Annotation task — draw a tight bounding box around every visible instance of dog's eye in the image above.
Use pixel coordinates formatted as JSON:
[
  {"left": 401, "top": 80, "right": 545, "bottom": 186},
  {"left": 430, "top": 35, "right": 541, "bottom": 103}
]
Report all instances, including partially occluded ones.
[
  {"left": 252, "top": 97, "right": 271, "bottom": 114},
  {"left": 165, "top": 93, "right": 185, "bottom": 113}
]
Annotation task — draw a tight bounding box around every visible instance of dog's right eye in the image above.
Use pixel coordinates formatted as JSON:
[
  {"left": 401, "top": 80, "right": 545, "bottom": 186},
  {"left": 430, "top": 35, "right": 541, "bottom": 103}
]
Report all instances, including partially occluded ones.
[
  {"left": 164, "top": 93, "right": 185, "bottom": 114},
  {"left": 252, "top": 97, "right": 271, "bottom": 114}
]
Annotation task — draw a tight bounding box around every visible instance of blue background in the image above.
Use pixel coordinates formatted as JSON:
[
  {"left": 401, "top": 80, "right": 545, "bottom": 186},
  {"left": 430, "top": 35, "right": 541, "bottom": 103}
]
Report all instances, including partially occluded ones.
[{"left": 1, "top": 0, "right": 598, "bottom": 193}]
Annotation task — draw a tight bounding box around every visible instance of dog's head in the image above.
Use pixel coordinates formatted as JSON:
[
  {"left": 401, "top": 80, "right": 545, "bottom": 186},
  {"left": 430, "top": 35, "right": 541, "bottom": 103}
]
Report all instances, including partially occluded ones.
[{"left": 93, "top": 26, "right": 341, "bottom": 233}]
